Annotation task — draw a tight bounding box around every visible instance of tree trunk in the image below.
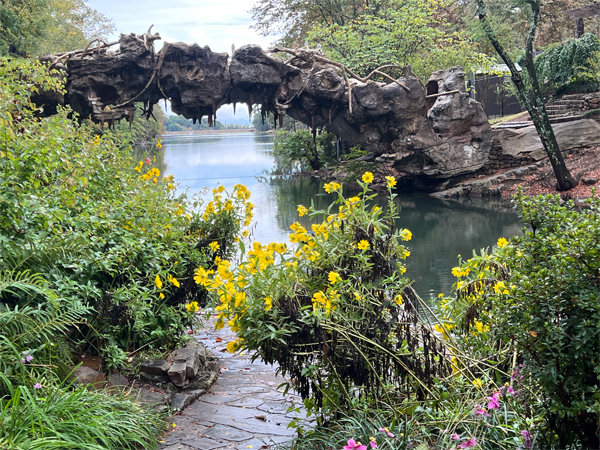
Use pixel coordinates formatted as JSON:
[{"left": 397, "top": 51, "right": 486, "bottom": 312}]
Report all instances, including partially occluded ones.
[{"left": 476, "top": 0, "right": 578, "bottom": 191}]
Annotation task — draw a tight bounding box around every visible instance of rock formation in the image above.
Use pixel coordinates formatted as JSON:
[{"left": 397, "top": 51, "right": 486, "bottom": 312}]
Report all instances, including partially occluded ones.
[{"left": 35, "top": 33, "right": 492, "bottom": 190}]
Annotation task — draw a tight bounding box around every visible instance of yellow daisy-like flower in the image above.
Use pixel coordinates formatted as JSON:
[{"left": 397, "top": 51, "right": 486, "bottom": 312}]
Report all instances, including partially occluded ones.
[
  {"left": 400, "top": 229, "right": 412, "bottom": 241},
  {"left": 297, "top": 205, "right": 308, "bottom": 217},
  {"left": 159, "top": 293, "right": 165, "bottom": 299},
  {"left": 472, "top": 378, "right": 483, "bottom": 389},
  {"left": 361, "top": 171, "right": 374, "bottom": 184},
  {"left": 185, "top": 301, "right": 199, "bottom": 312},
  {"left": 328, "top": 271, "right": 341, "bottom": 284},
  {"left": 209, "top": 241, "right": 220, "bottom": 252},
  {"left": 497, "top": 237, "right": 508, "bottom": 248},
  {"left": 156, "top": 139, "right": 162, "bottom": 149},
  {"left": 324, "top": 182, "right": 341, "bottom": 193},
  {"left": 167, "top": 275, "right": 180, "bottom": 288},
  {"left": 385, "top": 176, "right": 397, "bottom": 187},
  {"left": 357, "top": 240, "right": 370, "bottom": 250},
  {"left": 264, "top": 296, "right": 273, "bottom": 311},
  {"left": 226, "top": 341, "right": 237, "bottom": 353},
  {"left": 155, "top": 275, "right": 163, "bottom": 289},
  {"left": 393, "top": 294, "right": 403, "bottom": 306}
]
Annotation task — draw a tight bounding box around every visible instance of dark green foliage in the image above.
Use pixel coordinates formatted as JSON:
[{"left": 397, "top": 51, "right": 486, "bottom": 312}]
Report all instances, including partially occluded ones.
[
  {"left": 273, "top": 130, "right": 337, "bottom": 171},
  {"left": 165, "top": 114, "right": 225, "bottom": 131},
  {"left": 506, "top": 193, "right": 600, "bottom": 448},
  {"left": 0, "top": 58, "right": 243, "bottom": 361},
  {"left": 534, "top": 33, "right": 600, "bottom": 95}
]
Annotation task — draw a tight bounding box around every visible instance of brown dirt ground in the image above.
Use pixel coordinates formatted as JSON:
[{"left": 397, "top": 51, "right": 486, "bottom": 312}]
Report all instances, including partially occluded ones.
[{"left": 500, "top": 146, "right": 600, "bottom": 200}]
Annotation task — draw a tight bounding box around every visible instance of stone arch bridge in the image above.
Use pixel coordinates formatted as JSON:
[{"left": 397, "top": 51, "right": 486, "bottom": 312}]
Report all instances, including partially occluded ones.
[{"left": 35, "top": 32, "right": 491, "bottom": 189}]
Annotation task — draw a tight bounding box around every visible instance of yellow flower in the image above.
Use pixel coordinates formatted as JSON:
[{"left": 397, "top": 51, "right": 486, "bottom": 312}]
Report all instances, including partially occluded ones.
[
  {"left": 209, "top": 242, "right": 220, "bottom": 252},
  {"left": 167, "top": 275, "right": 180, "bottom": 288},
  {"left": 264, "top": 296, "right": 273, "bottom": 311},
  {"left": 475, "top": 321, "right": 484, "bottom": 333},
  {"left": 328, "top": 271, "right": 341, "bottom": 284},
  {"left": 159, "top": 293, "right": 165, "bottom": 299},
  {"left": 324, "top": 182, "right": 341, "bottom": 193},
  {"left": 155, "top": 275, "right": 163, "bottom": 289},
  {"left": 393, "top": 294, "right": 403, "bottom": 306},
  {"left": 353, "top": 292, "right": 361, "bottom": 301},
  {"left": 361, "top": 171, "right": 374, "bottom": 184},
  {"left": 451, "top": 266, "right": 470, "bottom": 278},
  {"left": 185, "top": 301, "right": 199, "bottom": 312},
  {"left": 234, "top": 291, "right": 246, "bottom": 307},
  {"left": 156, "top": 139, "right": 162, "bottom": 148},
  {"left": 400, "top": 229, "right": 412, "bottom": 241},
  {"left": 297, "top": 205, "right": 308, "bottom": 217},
  {"left": 93, "top": 135, "right": 100, "bottom": 145},
  {"left": 385, "top": 176, "right": 397, "bottom": 187},
  {"left": 494, "top": 281, "right": 509, "bottom": 294},
  {"left": 497, "top": 237, "right": 508, "bottom": 248},
  {"left": 357, "top": 240, "right": 369, "bottom": 250},
  {"left": 226, "top": 341, "right": 237, "bottom": 353},
  {"left": 472, "top": 378, "right": 483, "bottom": 389}
]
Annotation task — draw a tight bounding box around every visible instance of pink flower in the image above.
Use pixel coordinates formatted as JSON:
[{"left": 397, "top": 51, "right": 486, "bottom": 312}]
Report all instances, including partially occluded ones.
[
  {"left": 521, "top": 430, "right": 532, "bottom": 449},
  {"left": 451, "top": 433, "right": 461, "bottom": 440},
  {"left": 26, "top": 355, "right": 33, "bottom": 362},
  {"left": 369, "top": 437, "right": 378, "bottom": 448},
  {"left": 343, "top": 439, "right": 367, "bottom": 450},
  {"left": 34, "top": 383, "right": 42, "bottom": 389},
  {"left": 487, "top": 392, "right": 501, "bottom": 410},
  {"left": 457, "top": 437, "right": 477, "bottom": 448},
  {"left": 507, "top": 386, "right": 515, "bottom": 395},
  {"left": 474, "top": 404, "right": 490, "bottom": 417},
  {"left": 378, "top": 427, "right": 395, "bottom": 437}
]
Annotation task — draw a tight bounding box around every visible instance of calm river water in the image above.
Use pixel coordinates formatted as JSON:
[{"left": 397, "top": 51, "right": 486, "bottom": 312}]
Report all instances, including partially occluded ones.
[{"left": 156, "top": 132, "right": 522, "bottom": 298}]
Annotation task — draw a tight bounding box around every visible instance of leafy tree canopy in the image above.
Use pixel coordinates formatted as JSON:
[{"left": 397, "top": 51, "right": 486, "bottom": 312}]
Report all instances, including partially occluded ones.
[
  {"left": 0, "top": 0, "right": 114, "bottom": 56},
  {"left": 307, "top": 0, "right": 495, "bottom": 79}
]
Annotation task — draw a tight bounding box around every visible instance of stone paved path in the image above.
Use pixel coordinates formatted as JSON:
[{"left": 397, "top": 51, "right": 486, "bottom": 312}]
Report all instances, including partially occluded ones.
[{"left": 159, "top": 313, "right": 310, "bottom": 450}]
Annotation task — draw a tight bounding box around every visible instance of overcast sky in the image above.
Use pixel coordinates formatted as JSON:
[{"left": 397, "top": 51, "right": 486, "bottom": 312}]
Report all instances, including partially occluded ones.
[
  {"left": 86, "top": 0, "right": 278, "bottom": 54},
  {"left": 85, "top": 0, "right": 280, "bottom": 122}
]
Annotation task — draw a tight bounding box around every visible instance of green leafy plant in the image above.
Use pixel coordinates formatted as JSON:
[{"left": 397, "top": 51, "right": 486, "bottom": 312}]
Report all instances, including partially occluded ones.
[
  {"left": 534, "top": 33, "right": 600, "bottom": 96},
  {"left": 197, "top": 174, "right": 450, "bottom": 422},
  {"left": 0, "top": 385, "right": 167, "bottom": 449},
  {"left": 440, "top": 191, "right": 600, "bottom": 448}
]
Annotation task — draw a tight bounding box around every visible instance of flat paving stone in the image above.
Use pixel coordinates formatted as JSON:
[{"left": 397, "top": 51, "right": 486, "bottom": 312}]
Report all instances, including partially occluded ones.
[
  {"left": 203, "top": 424, "right": 254, "bottom": 442},
  {"left": 182, "top": 437, "right": 229, "bottom": 449},
  {"left": 159, "top": 312, "right": 311, "bottom": 449},
  {"left": 235, "top": 438, "right": 269, "bottom": 449},
  {"left": 257, "top": 401, "right": 291, "bottom": 414}
]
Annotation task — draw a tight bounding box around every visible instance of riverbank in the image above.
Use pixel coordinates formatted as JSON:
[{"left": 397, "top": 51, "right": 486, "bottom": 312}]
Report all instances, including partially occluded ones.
[
  {"left": 432, "top": 145, "right": 600, "bottom": 201},
  {"left": 162, "top": 128, "right": 257, "bottom": 135}
]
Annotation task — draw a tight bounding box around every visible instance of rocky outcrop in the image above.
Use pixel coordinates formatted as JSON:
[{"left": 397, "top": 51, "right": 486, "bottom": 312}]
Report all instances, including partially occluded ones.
[{"left": 36, "top": 34, "right": 492, "bottom": 189}]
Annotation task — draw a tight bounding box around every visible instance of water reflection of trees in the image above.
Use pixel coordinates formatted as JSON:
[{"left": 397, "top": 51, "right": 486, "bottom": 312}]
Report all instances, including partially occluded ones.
[{"left": 163, "top": 135, "right": 224, "bottom": 146}]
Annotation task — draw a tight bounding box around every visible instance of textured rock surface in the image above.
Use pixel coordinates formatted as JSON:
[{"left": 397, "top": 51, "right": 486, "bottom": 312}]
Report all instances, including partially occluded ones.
[
  {"left": 36, "top": 34, "right": 494, "bottom": 189},
  {"left": 494, "top": 119, "right": 600, "bottom": 161}
]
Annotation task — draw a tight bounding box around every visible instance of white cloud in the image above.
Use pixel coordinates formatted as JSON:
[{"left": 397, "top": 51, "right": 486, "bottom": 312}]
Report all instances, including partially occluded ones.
[{"left": 87, "top": 0, "right": 280, "bottom": 55}]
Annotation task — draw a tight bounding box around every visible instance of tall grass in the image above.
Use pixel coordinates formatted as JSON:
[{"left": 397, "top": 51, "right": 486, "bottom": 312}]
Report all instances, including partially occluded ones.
[{"left": 0, "top": 385, "right": 168, "bottom": 449}]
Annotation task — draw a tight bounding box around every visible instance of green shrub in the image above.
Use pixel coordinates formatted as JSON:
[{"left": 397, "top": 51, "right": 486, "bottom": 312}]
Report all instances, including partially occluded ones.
[
  {"left": 273, "top": 130, "right": 337, "bottom": 171},
  {"left": 0, "top": 57, "right": 252, "bottom": 359},
  {"left": 197, "top": 174, "right": 450, "bottom": 421},
  {"left": 534, "top": 33, "right": 600, "bottom": 95},
  {"left": 441, "top": 192, "right": 600, "bottom": 448}
]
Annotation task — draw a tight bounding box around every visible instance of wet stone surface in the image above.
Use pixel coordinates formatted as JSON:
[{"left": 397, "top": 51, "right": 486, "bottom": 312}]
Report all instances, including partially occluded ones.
[{"left": 159, "top": 312, "right": 311, "bottom": 449}]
